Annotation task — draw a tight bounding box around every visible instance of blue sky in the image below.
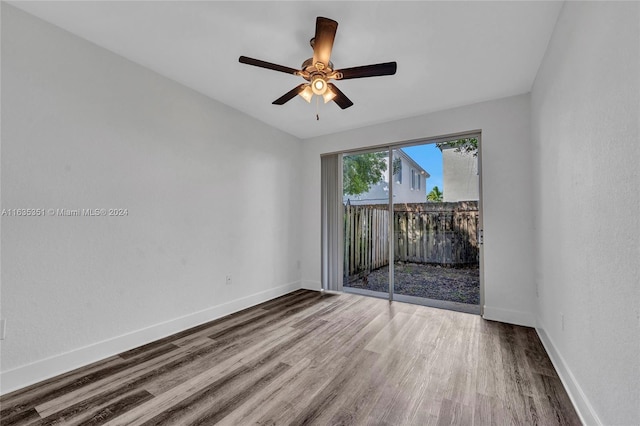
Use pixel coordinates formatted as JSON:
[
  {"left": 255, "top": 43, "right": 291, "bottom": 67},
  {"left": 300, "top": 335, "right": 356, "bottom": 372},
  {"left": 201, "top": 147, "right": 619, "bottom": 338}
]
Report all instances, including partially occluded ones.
[{"left": 402, "top": 144, "right": 442, "bottom": 194}]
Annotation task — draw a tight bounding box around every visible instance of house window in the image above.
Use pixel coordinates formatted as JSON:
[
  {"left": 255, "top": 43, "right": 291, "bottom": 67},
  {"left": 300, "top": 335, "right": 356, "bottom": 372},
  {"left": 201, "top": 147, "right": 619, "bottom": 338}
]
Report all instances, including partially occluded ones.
[{"left": 394, "top": 158, "right": 402, "bottom": 184}]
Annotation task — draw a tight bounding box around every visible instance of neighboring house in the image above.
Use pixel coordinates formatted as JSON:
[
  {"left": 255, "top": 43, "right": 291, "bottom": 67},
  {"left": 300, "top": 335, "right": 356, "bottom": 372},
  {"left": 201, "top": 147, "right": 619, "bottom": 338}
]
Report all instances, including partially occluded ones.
[
  {"left": 344, "top": 149, "right": 429, "bottom": 205},
  {"left": 442, "top": 145, "right": 479, "bottom": 202}
]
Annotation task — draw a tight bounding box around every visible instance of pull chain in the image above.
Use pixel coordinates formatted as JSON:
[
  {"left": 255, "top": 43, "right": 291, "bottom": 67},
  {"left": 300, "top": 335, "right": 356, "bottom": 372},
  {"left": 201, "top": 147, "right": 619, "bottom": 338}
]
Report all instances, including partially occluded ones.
[{"left": 316, "top": 96, "right": 320, "bottom": 121}]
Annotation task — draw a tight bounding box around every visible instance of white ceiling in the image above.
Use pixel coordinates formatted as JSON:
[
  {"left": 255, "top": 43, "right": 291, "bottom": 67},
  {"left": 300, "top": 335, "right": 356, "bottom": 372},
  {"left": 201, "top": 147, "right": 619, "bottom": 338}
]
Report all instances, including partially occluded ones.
[{"left": 9, "top": 1, "right": 563, "bottom": 139}]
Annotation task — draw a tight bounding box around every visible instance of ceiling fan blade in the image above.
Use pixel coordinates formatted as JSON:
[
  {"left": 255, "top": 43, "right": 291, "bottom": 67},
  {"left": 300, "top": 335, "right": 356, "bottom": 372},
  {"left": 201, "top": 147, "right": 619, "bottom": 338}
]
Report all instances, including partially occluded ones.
[
  {"left": 327, "top": 83, "right": 353, "bottom": 109},
  {"left": 336, "top": 62, "right": 397, "bottom": 80},
  {"left": 312, "top": 17, "right": 338, "bottom": 68},
  {"left": 272, "top": 84, "right": 308, "bottom": 105},
  {"left": 239, "top": 56, "right": 299, "bottom": 75}
]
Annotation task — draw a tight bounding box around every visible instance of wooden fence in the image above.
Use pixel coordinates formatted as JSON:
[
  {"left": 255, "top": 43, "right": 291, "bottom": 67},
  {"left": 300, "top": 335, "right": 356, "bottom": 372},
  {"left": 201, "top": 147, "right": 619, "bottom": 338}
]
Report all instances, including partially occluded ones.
[
  {"left": 343, "top": 205, "right": 389, "bottom": 278},
  {"left": 344, "top": 202, "right": 479, "bottom": 278}
]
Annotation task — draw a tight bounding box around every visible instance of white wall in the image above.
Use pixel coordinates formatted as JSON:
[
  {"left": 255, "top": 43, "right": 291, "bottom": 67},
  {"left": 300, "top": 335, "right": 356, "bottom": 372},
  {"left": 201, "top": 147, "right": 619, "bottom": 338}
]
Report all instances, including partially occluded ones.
[
  {"left": 442, "top": 146, "right": 479, "bottom": 202},
  {"left": 392, "top": 154, "right": 428, "bottom": 204},
  {"left": 531, "top": 2, "right": 640, "bottom": 425},
  {"left": 301, "top": 94, "right": 536, "bottom": 327},
  {"left": 0, "top": 5, "right": 302, "bottom": 393}
]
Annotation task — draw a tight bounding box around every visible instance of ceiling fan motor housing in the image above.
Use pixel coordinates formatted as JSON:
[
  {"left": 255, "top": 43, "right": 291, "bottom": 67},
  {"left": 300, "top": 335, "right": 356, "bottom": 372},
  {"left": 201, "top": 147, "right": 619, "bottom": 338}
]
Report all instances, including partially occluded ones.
[{"left": 301, "top": 58, "right": 333, "bottom": 75}]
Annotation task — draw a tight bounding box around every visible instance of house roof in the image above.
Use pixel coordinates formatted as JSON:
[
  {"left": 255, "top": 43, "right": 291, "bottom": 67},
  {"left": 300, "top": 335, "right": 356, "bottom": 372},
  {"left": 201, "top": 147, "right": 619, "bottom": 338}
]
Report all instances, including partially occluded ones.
[{"left": 397, "top": 149, "right": 430, "bottom": 178}]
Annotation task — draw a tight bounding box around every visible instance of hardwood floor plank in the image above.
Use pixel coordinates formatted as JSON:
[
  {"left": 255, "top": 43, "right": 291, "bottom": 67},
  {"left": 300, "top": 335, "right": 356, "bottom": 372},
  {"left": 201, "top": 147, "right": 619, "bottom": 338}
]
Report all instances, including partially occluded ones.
[
  {"left": 143, "top": 316, "right": 329, "bottom": 397},
  {"left": 142, "top": 300, "right": 334, "bottom": 396},
  {"left": 0, "top": 290, "right": 582, "bottom": 426},
  {"left": 34, "top": 340, "right": 209, "bottom": 417},
  {"left": 498, "top": 325, "right": 537, "bottom": 424},
  {"left": 101, "top": 325, "right": 312, "bottom": 426},
  {"left": 288, "top": 297, "right": 350, "bottom": 329},
  {"left": 368, "top": 351, "right": 430, "bottom": 425},
  {"left": 214, "top": 357, "right": 313, "bottom": 425},
  {"left": 311, "top": 309, "right": 385, "bottom": 365},
  {"left": 206, "top": 291, "right": 328, "bottom": 342},
  {"left": 364, "top": 311, "right": 414, "bottom": 354},
  {"left": 127, "top": 305, "right": 269, "bottom": 351},
  {"left": 118, "top": 289, "right": 312, "bottom": 359},
  {"left": 398, "top": 309, "right": 443, "bottom": 357},
  {"left": 521, "top": 328, "right": 560, "bottom": 378},
  {"left": 338, "top": 310, "right": 397, "bottom": 361},
  {"left": 32, "top": 389, "right": 153, "bottom": 426},
  {"left": 286, "top": 349, "right": 381, "bottom": 426},
  {"left": 39, "top": 297, "right": 332, "bottom": 417},
  {"left": 188, "top": 361, "right": 291, "bottom": 425},
  {"left": 0, "top": 357, "right": 122, "bottom": 416},
  {"left": 436, "top": 398, "right": 473, "bottom": 426},
  {"left": 278, "top": 319, "right": 348, "bottom": 367},
  {"left": 0, "top": 407, "right": 41, "bottom": 425},
  {"left": 329, "top": 349, "right": 413, "bottom": 425},
  {"left": 473, "top": 393, "right": 507, "bottom": 425},
  {"left": 75, "top": 390, "right": 154, "bottom": 426},
  {"left": 253, "top": 289, "right": 310, "bottom": 310},
  {"left": 1, "top": 344, "right": 178, "bottom": 421},
  {"left": 531, "top": 373, "right": 582, "bottom": 426},
  {"left": 140, "top": 362, "right": 291, "bottom": 425},
  {"left": 476, "top": 332, "right": 505, "bottom": 398},
  {"left": 248, "top": 356, "right": 355, "bottom": 425},
  {"left": 0, "top": 355, "right": 121, "bottom": 406}
]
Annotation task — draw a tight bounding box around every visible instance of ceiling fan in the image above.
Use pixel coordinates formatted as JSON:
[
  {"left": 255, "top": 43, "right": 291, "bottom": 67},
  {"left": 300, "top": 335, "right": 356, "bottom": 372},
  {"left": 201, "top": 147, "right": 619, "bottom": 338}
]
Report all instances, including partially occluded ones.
[{"left": 239, "top": 17, "right": 397, "bottom": 110}]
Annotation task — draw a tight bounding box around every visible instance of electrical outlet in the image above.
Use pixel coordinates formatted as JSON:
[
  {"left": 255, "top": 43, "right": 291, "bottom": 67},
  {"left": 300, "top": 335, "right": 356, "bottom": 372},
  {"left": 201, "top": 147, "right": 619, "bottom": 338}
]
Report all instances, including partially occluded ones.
[
  {"left": 296, "top": 260, "right": 301, "bottom": 270},
  {"left": 0, "top": 319, "right": 6, "bottom": 340},
  {"left": 560, "top": 313, "right": 565, "bottom": 331},
  {"left": 226, "top": 275, "right": 232, "bottom": 286}
]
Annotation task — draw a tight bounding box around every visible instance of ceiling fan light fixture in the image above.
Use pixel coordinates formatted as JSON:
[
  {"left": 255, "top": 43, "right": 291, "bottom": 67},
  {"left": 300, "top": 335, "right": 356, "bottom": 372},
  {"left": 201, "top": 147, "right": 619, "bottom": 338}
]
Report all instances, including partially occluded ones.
[
  {"left": 299, "top": 85, "right": 314, "bottom": 103},
  {"left": 322, "top": 87, "right": 336, "bottom": 104},
  {"left": 311, "top": 76, "right": 327, "bottom": 95}
]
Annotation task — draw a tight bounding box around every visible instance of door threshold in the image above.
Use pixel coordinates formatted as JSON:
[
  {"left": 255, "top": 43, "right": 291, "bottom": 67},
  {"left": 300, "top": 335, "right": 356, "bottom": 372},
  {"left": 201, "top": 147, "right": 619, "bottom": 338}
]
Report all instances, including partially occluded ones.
[
  {"left": 343, "top": 286, "right": 389, "bottom": 300},
  {"left": 394, "top": 293, "right": 480, "bottom": 314},
  {"left": 343, "top": 286, "right": 480, "bottom": 315}
]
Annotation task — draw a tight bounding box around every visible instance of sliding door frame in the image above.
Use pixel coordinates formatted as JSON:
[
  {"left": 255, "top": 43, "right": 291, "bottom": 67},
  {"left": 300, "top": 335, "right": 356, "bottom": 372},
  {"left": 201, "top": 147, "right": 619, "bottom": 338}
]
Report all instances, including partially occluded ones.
[
  {"left": 387, "top": 150, "right": 394, "bottom": 301},
  {"left": 328, "top": 130, "right": 484, "bottom": 314}
]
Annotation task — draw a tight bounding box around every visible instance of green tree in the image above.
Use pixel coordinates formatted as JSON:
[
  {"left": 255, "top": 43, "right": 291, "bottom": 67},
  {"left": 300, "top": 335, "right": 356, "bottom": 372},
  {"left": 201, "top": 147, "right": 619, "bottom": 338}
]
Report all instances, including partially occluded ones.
[
  {"left": 427, "top": 186, "right": 443, "bottom": 202},
  {"left": 343, "top": 152, "right": 387, "bottom": 196},
  {"left": 435, "top": 138, "right": 478, "bottom": 157}
]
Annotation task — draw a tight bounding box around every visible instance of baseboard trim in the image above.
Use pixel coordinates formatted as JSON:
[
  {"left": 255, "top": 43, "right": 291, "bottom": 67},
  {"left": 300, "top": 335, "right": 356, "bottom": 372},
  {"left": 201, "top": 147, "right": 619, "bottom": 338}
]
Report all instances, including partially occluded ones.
[
  {"left": 536, "top": 325, "right": 601, "bottom": 426},
  {"left": 482, "top": 305, "right": 535, "bottom": 327},
  {"left": 0, "top": 281, "right": 301, "bottom": 395}
]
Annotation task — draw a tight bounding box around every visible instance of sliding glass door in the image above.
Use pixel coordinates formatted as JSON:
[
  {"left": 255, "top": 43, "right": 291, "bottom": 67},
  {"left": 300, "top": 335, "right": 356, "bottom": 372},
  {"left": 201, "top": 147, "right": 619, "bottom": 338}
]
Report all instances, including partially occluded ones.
[
  {"left": 392, "top": 143, "right": 480, "bottom": 314},
  {"left": 335, "top": 136, "right": 482, "bottom": 314},
  {"left": 342, "top": 149, "right": 390, "bottom": 299}
]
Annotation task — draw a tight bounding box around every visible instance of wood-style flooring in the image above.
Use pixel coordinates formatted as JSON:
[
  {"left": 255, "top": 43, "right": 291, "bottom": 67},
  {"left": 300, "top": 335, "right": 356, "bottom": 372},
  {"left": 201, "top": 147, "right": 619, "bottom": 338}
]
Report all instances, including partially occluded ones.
[{"left": 0, "top": 290, "right": 581, "bottom": 425}]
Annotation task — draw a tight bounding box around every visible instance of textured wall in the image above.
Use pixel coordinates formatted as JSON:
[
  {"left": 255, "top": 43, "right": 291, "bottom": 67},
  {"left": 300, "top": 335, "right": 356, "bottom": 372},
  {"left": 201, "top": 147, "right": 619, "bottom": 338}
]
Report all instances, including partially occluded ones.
[
  {"left": 1, "top": 5, "right": 302, "bottom": 391},
  {"left": 531, "top": 2, "right": 640, "bottom": 424}
]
